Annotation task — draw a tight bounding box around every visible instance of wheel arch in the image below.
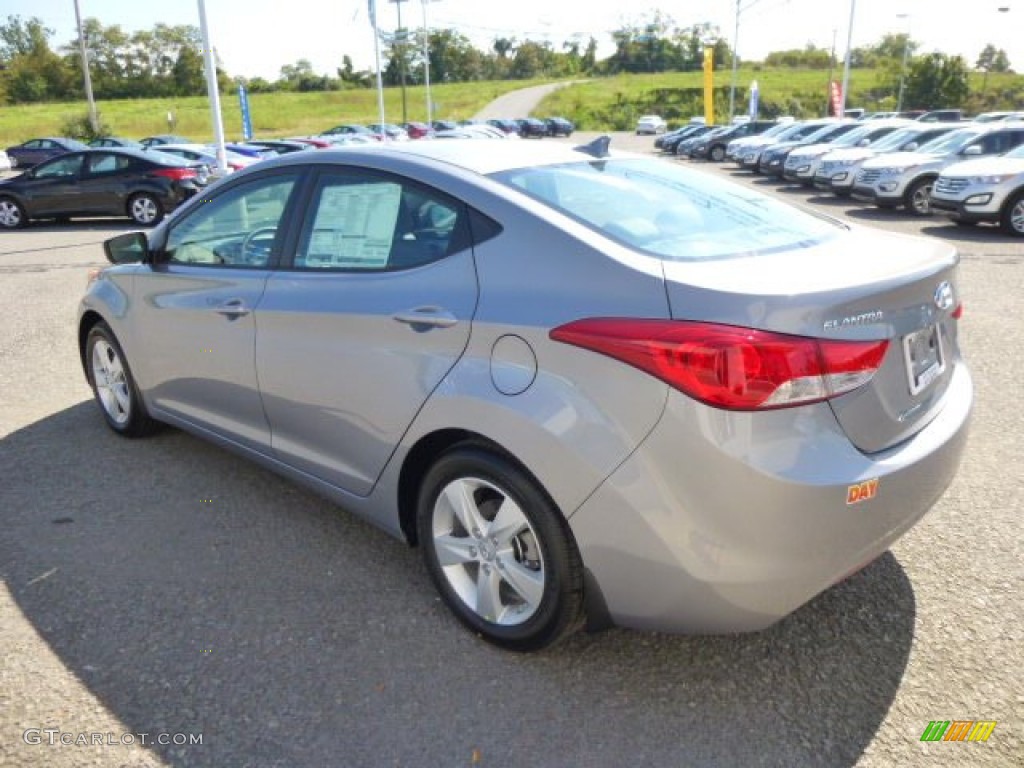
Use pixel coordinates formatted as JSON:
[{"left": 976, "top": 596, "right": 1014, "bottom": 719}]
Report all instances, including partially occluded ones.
[
  {"left": 999, "top": 184, "right": 1024, "bottom": 217},
  {"left": 396, "top": 428, "right": 568, "bottom": 549},
  {"left": 78, "top": 310, "right": 107, "bottom": 379}
]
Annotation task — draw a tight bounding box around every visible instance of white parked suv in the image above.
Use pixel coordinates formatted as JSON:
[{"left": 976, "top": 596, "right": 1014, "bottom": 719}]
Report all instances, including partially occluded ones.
[
  {"left": 813, "top": 124, "right": 957, "bottom": 197},
  {"left": 852, "top": 123, "right": 1024, "bottom": 215},
  {"left": 930, "top": 142, "right": 1024, "bottom": 235},
  {"left": 636, "top": 115, "right": 667, "bottom": 135}
]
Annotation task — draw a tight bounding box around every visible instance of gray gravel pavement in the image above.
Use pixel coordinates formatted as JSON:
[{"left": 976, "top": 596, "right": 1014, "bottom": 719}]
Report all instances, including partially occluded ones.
[{"left": 1, "top": 136, "right": 1021, "bottom": 768}]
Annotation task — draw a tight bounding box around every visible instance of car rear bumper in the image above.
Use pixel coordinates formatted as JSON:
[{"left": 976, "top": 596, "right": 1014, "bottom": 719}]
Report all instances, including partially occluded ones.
[{"left": 569, "top": 364, "right": 972, "bottom": 634}]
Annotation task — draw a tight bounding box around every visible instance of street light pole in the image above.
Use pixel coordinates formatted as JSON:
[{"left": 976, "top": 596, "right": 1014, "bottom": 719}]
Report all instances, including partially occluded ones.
[
  {"left": 896, "top": 13, "right": 911, "bottom": 112},
  {"left": 839, "top": 0, "right": 856, "bottom": 118},
  {"left": 420, "top": 0, "right": 438, "bottom": 125},
  {"left": 728, "top": 0, "right": 740, "bottom": 123},
  {"left": 389, "top": 0, "right": 409, "bottom": 124},
  {"left": 72, "top": 0, "right": 98, "bottom": 133},
  {"left": 197, "top": 0, "right": 227, "bottom": 175}
]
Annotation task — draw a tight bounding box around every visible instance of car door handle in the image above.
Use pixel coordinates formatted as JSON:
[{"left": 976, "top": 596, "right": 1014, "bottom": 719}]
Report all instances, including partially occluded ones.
[
  {"left": 214, "top": 299, "right": 251, "bottom": 318},
  {"left": 393, "top": 306, "right": 458, "bottom": 329}
]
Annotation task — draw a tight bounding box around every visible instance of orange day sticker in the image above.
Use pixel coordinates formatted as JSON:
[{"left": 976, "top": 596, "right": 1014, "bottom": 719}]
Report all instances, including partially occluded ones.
[{"left": 846, "top": 478, "right": 879, "bottom": 505}]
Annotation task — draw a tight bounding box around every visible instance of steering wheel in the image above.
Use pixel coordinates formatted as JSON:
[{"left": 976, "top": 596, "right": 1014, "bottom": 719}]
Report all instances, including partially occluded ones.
[{"left": 240, "top": 226, "right": 278, "bottom": 264}]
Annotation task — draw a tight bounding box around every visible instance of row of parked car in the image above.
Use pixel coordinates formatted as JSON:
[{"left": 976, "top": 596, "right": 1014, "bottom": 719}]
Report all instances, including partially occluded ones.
[
  {"left": 656, "top": 114, "right": 1024, "bottom": 236},
  {"left": 0, "top": 114, "right": 577, "bottom": 228}
]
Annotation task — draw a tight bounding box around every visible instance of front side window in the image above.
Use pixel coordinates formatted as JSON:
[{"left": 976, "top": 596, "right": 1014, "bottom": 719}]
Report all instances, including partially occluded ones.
[
  {"left": 164, "top": 173, "right": 298, "bottom": 268},
  {"left": 492, "top": 159, "right": 839, "bottom": 262},
  {"left": 35, "top": 154, "right": 84, "bottom": 179},
  {"left": 293, "top": 173, "right": 462, "bottom": 271}
]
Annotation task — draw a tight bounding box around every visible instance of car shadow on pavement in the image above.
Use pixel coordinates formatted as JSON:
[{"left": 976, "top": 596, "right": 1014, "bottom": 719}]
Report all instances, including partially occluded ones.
[
  {"left": 20, "top": 219, "right": 141, "bottom": 234},
  {"left": 1, "top": 403, "right": 916, "bottom": 768},
  {"left": 844, "top": 207, "right": 924, "bottom": 224},
  {"left": 919, "top": 223, "right": 1022, "bottom": 246}
]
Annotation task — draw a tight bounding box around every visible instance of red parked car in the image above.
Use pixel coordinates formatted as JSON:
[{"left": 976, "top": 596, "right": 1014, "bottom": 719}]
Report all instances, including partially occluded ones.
[{"left": 401, "top": 122, "right": 434, "bottom": 140}]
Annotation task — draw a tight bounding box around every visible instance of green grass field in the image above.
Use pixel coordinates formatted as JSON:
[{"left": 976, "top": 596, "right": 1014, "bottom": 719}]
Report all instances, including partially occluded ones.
[
  {"left": 0, "top": 79, "right": 549, "bottom": 146},
  {"left": 1, "top": 68, "right": 1020, "bottom": 146}
]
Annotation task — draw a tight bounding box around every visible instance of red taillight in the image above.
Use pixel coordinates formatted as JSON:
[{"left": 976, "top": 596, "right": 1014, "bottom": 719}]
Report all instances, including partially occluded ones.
[
  {"left": 228, "top": 162, "right": 244, "bottom": 171},
  {"left": 952, "top": 303, "right": 963, "bottom": 319},
  {"left": 550, "top": 319, "right": 889, "bottom": 410},
  {"left": 151, "top": 167, "right": 197, "bottom": 181}
]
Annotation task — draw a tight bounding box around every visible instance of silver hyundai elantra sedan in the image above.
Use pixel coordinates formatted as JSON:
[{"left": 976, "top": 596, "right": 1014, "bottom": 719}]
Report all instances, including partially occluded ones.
[{"left": 78, "top": 138, "right": 972, "bottom": 651}]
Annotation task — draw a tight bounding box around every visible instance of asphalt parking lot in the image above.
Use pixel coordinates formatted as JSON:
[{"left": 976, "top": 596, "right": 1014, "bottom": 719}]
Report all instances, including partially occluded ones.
[{"left": 1, "top": 134, "right": 1021, "bottom": 768}]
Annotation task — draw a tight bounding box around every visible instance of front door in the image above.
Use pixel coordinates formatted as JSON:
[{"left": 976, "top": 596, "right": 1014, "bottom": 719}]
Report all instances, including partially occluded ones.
[{"left": 130, "top": 170, "right": 303, "bottom": 451}]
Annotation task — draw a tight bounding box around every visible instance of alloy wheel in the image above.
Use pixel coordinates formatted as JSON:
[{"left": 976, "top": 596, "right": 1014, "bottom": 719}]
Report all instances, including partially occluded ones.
[
  {"left": 91, "top": 339, "right": 132, "bottom": 425},
  {"left": 430, "top": 476, "right": 545, "bottom": 626}
]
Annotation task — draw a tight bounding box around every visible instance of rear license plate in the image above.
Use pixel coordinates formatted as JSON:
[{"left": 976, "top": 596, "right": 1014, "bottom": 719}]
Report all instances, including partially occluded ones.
[{"left": 902, "top": 324, "right": 945, "bottom": 395}]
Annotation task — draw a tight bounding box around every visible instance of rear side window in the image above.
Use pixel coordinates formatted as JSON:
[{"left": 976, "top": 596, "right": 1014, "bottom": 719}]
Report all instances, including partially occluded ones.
[
  {"left": 492, "top": 158, "right": 839, "bottom": 262},
  {"left": 87, "top": 153, "right": 132, "bottom": 174},
  {"left": 293, "top": 172, "right": 464, "bottom": 271}
]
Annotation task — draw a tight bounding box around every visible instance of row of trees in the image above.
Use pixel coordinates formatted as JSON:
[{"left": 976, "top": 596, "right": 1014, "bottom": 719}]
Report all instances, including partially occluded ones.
[
  {"left": 0, "top": 15, "right": 228, "bottom": 104},
  {"left": 0, "top": 11, "right": 1015, "bottom": 110}
]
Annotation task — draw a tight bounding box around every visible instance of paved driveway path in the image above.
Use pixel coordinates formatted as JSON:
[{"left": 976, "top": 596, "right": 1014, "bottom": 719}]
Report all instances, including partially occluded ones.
[{"left": 472, "top": 81, "right": 580, "bottom": 120}]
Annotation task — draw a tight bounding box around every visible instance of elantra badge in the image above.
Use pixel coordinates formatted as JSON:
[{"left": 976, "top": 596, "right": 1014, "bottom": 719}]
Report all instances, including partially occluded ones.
[
  {"left": 934, "top": 281, "right": 954, "bottom": 311},
  {"left": 823, "top": 310, "right": 884, "bottom": 331}
]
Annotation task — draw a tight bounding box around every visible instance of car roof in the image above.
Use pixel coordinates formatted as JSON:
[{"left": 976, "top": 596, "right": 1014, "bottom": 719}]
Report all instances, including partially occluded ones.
[{"left": 260, "top": 137, "right": 636, "bottom": 176}]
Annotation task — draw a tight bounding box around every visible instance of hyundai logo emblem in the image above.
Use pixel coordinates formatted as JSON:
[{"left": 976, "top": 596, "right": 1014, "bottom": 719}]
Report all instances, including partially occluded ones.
[{"left": 934, "top": 281, "right": 954, "bottom": 311}]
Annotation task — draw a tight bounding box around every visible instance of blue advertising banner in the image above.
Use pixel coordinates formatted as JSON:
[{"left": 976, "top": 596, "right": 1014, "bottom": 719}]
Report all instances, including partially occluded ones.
[{"left": 238, "top": 85, "right": 253, "bottom": 140}]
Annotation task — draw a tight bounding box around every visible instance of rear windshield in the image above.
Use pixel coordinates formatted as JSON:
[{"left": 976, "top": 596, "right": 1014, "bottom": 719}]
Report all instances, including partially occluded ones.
[{"left": 491, "top": 158, "right": 839, "bottom": 262}]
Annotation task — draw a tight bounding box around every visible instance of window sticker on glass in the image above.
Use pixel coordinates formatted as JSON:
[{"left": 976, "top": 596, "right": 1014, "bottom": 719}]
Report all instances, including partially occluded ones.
[{"left": 305, "top": 182, "right": 402, "bottom": 268}]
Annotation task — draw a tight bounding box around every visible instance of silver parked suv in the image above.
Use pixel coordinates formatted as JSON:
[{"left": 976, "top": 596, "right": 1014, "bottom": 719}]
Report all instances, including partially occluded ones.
[
  {"left": 930, "top": 141, "right": 1024, "bottom": 235},
  {"left": 852, "top": 123, "right": 1024, "bottom": 215}
]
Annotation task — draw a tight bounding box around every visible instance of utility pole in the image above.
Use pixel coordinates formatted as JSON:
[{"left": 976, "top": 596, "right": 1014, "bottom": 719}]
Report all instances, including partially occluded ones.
[{"left": 72, "top": 0, "right": 98, "bottom": 133}]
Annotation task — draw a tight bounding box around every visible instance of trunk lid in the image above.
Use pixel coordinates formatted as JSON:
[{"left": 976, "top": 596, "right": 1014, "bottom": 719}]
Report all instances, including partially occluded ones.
[{"left": 661, "top": 227, "right": 961, "bottom": 453}]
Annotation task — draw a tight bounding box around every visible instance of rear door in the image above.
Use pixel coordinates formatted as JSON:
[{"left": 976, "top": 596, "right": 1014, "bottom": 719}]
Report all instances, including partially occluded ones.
[
  {"left": 255, "top": 168, "right": 478, "bottom": 495},
  {"left": 80, "top": 151, "right": 135, "bottom": 214}
]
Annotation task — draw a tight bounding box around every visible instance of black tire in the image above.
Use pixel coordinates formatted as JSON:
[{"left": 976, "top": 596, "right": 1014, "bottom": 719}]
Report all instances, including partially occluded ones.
[
  {"left": 0, "top": 196, "right": 27, "bottom": 229},
  {"left": 1000, "top": 191, "right": 1024, "bottom": 237},
  {"left": 417, "top": 445, "right": 584, "bottom": 651},
  {"left": 127, "top": 192, "right": 164, "bottom": 226},
  {"left": 710, "top": 145, "right": 726, "bottom": 162},
  {"left": 85, "top": 321, "right": 160, "bottom": 437},
  {"left": 904, "top": 177, "right": 935, "bottom": 216}
]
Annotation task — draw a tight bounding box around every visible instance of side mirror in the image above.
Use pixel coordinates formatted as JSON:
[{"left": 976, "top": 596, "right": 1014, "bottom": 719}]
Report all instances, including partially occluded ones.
[
  {"left": 962, "top": 145, "right": 983, "bottom": 156},
  {"left": 902, "top": 142, "right": 918, "bottom": 151},
  {"left": 858, "top": 138, "right": 871, "bottom": 146},
  {"left": 104, "top": 231, "right": 149, "bottom": 265}
]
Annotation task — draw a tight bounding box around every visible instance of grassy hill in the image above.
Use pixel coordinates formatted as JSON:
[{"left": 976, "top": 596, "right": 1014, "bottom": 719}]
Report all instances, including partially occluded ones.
[
  {"left": 0, "top": 79, "right": 548, "bottom": 146},
  {"left": 536, "top": 68, "right": 1024, "bottom": 130},
  {"left": 1, "top": 68, "right": 1020, "bottom": 146}
]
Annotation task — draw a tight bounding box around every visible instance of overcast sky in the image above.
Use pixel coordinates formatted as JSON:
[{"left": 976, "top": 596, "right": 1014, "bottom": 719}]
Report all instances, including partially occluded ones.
[{"left": 5, "top": 0, "right": 1019, "bottom": 80}]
